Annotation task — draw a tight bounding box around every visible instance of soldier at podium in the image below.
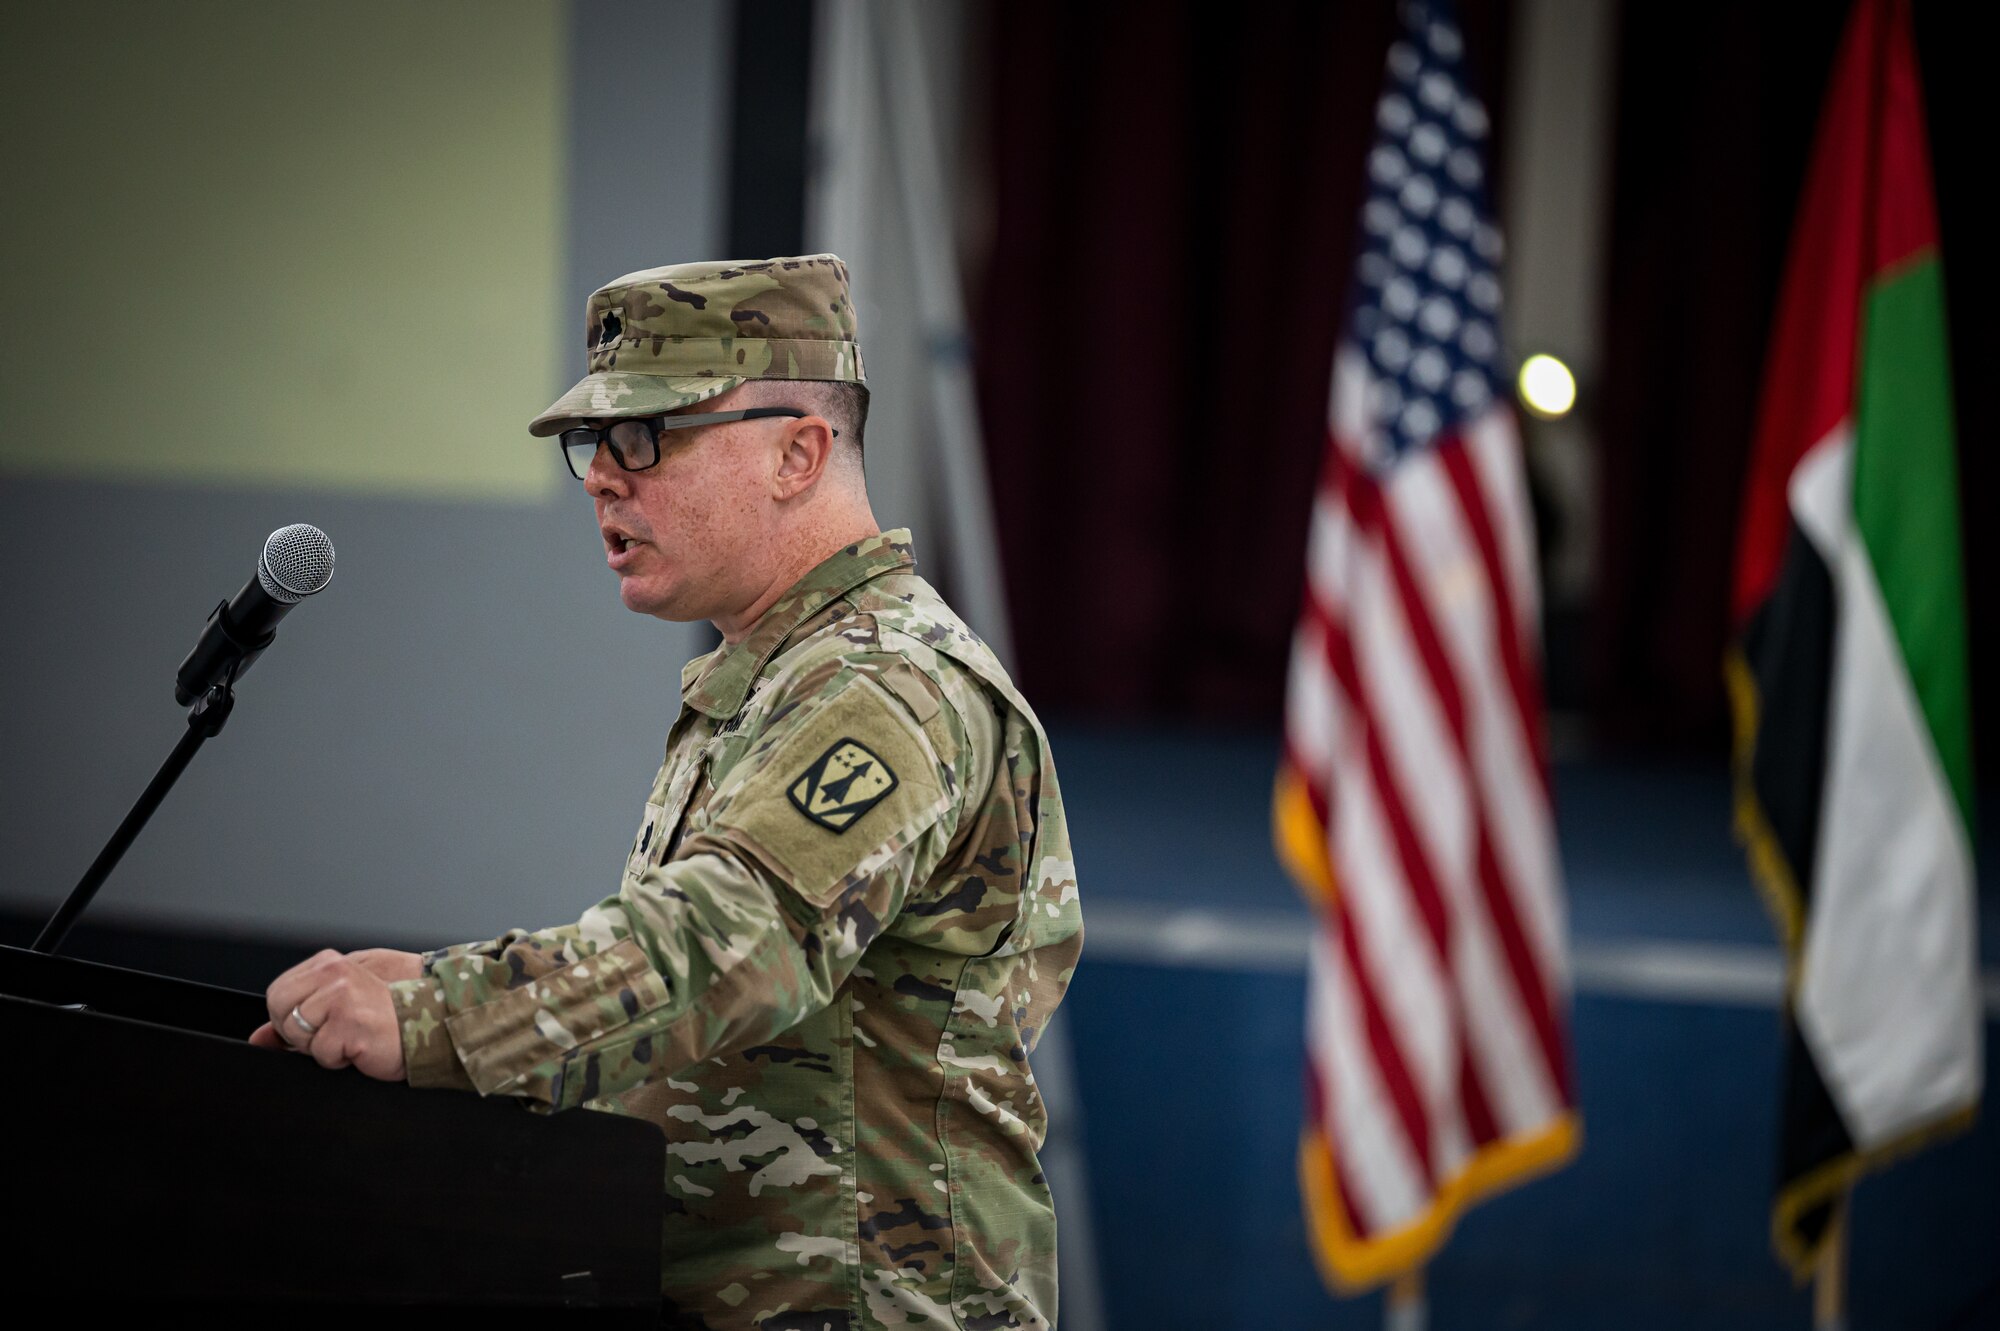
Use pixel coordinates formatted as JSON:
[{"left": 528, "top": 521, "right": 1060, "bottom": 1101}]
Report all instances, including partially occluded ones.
[{"left": 249, "top": 256, "right": 1083, "bottom": 1330}]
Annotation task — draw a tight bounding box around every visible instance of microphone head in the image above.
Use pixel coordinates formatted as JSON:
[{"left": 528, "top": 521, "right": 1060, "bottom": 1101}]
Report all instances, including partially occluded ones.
[{"left": 256, "top": 524, "right": 336, "bottom": 604}]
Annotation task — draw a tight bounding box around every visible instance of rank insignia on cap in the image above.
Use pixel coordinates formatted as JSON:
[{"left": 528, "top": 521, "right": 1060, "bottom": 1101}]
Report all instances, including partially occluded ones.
[{"left": 789, "top": 738, "right": 899, "bottom": 833}]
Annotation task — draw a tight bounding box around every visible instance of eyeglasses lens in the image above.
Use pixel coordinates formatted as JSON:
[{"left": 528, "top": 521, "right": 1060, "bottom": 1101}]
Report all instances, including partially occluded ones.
[
  {"left": 560, "top": 432, "right": 597, "bottom": 479},
  {"left": 560, "top": 421, "right": 660, "bottom": 479},
  {"left": 607, "top": 420, "right": 659, "bottom": 470}
]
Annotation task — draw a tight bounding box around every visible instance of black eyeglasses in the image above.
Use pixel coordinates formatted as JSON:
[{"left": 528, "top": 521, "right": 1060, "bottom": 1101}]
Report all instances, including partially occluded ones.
[{"left": 558, "top": 407, "right": 836, "bottom": 480}]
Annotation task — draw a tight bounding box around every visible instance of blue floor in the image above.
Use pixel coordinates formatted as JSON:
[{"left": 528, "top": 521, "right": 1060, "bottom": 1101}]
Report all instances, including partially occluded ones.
[{"left": 1050, "top": 725, "right": 2000, "bottom": 1330}]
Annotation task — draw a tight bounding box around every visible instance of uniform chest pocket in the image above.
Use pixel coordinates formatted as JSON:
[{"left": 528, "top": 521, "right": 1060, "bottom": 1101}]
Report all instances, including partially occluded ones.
[{"left": 624, "top": 759, "right": 708, "bottom": 885}]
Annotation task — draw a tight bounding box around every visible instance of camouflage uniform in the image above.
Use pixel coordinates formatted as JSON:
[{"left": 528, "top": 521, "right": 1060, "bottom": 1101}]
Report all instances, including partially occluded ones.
[{"left": 389, "top": 258, "right": 1082, "bottom": 1331}]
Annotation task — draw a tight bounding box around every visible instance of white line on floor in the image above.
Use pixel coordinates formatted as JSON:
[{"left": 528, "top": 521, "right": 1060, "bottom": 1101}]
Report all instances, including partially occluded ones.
[{"left": 1081, "top": 903, "right": 2000, "bottom": 1014}]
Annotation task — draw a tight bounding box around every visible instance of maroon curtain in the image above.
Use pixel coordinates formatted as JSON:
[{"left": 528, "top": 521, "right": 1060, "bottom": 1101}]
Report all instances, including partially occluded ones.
[
  {"left": 974, "top": 0, "right": 1511, "bottom": 720},
  {"left": 1590, "top": 0, "right": 1997, "bottom": 759}
]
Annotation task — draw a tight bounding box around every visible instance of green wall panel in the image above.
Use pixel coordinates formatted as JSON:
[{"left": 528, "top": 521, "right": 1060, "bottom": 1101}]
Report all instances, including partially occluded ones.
[{"left": 1, "top": 1, "right": 565, "bottom": 499}]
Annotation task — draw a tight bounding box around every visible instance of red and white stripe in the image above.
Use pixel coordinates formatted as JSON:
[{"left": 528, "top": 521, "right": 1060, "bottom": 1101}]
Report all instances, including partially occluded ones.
[{"left": 1286, "top": 346, "right": 1575, "bottom": 1245}]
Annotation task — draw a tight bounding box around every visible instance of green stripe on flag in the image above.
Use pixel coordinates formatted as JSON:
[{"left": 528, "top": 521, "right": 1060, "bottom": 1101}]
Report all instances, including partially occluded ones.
[{"left": 1851, "top": 253, "right": 1974, "bottom": 834}]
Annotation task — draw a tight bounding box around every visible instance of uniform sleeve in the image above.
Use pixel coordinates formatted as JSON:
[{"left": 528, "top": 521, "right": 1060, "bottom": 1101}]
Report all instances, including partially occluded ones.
[
  {"left": 390, "top": 668, "right": 960, "bottom": 1108},
  {"left": 422, "top": 934, "right": 527, "bottom": 967}
]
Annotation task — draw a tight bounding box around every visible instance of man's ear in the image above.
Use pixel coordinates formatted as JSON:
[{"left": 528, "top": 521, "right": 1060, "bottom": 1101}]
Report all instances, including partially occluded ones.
[{"left": 771, "top": 415, "right": 836, "bottom": 500}]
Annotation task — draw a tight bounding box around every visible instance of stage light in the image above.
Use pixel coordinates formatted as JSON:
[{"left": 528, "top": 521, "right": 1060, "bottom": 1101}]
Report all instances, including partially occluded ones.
[{"left": 1517, "top": 353, "right": 1577, "bottom": 419}]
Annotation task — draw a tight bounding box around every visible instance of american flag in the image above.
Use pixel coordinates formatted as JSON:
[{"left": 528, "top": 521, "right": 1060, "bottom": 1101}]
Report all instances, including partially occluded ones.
[{"left": 1275, "top": 0, "right": 1578, "bottom": 1291}]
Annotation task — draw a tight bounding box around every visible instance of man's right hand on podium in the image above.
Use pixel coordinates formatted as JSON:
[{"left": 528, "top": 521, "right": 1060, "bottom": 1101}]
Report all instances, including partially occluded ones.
[
  {"left": 246, "top": 948, "right": 423, "bottom": 1081},
  {"left": 343, "top": 949, "right": 424, "bottom": 983}
]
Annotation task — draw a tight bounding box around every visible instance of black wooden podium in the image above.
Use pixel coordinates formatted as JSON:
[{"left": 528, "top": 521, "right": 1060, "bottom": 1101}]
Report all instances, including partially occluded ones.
[{"left": 0, "top": 945, "right": 665, "bottom": 1312}]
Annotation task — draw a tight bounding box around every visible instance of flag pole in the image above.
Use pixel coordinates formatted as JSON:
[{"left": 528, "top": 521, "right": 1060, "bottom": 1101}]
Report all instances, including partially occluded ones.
[
  {"left": 1385, "top": 1266, "right": 1428, "bottom": 1331},
  {"left": 1813, "top": 1199, "right": 1848, "bottom": 1331}
]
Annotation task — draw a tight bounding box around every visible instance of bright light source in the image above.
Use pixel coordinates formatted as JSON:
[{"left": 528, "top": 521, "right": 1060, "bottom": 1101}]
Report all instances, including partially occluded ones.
[{"left": 1517, "top": 353, "right": 1577, "bottom": 419}]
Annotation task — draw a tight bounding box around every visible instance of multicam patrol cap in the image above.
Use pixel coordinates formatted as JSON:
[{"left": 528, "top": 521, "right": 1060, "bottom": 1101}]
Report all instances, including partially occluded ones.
[{"left": 528, "top": 254, "right": 865, "bottom": 437}]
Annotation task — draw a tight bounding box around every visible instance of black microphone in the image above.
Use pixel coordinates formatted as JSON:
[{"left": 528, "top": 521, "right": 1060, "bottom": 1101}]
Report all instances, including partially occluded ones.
[{"left": 174, "top": 524, "right": 336, "bottom": 705}]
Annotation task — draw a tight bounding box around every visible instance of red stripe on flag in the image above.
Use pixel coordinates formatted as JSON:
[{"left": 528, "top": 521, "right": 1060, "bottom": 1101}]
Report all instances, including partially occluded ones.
[
  {"left": 1472, "top": 813, "right": 1575, "bottom": 1102},
  {"left": 1867, "top": 0, "right": 1939, "bottom": 270},
  {"left": 1305, "top": 1047, "right": 1382, "bottom": 1242},
  {"left": 1460, "top": 1041, "right": 1499, "bottom": 1147},
  {"left": 1439, "top": 439, "right": 1551, "bottom": 795},
  {"left": 1339, "top": 446, "right": 1573, "bottom": 1107},
  {"left": 1313, "top": 593, "right": 1453, "bottom": 965},
  {"left": 1307, "top": 488, "right": 1513, "bottom": 1164},
  {"left": 1732, "top": 0, "right": 1940, "bottom": 622},
  {"left": 1282, "top": 735, "right": 1334, "bottom": 829},
  {"left": 1311, "top": 593, "right": 1443, "bottom": 1193}
]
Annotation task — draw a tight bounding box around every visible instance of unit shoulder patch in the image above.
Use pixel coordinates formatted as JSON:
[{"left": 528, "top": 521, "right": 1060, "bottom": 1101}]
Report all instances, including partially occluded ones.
[
  {"left": 788, "top": 738, "right": 899, "bottom": 833},
  {"left": 696, "top": 673, "right": 949, "bottom": 908}
]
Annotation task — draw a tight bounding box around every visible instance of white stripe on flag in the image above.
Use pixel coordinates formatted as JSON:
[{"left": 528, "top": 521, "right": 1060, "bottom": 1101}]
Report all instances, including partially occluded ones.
[
  {"left": 1330, "top": 347, "right": 1382, "bottom": 461},
  {"left": 1286, "top": 616, "right": 1340, "bottom": 785},
  {"left": 1308, "top": 496, "right": 1358, "bottom": 630},
  {"left": 1308, "top": 920, "right": 1430, "bottom": 1233},
  {"left": 1464, "top": 411, "right": 1543, "bottom": 636},
  {"left": 1355, "top": 554, "right": 1516, "bottom": 1165},
  {"left": 1372, "top": 446, "right": 1563, "bottom": 1134},
  {"left": 1398, "top": 431, "right": 1569, "bottom": 990},
  {"left": 1462, "top": 417, "right": 1567, "bottom": 978},
  {"left": 1328, "top": 670, "right": 1470, "bottom": 1182},
  {"left": 1312, "top": 524, "right": 1464, "bottom": 1180},
  {"left": 1789, "top": 430, "right": 1983, "bottom": 1147}
]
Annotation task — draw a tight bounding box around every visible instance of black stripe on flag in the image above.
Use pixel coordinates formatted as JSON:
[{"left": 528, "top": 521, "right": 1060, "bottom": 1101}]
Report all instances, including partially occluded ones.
[
  {"left": 1739, "top": 520, "right": 1836, "bottom": 894},
  {"left": 1733, "top": 516, "right": 1856, "bottom": 1262}
]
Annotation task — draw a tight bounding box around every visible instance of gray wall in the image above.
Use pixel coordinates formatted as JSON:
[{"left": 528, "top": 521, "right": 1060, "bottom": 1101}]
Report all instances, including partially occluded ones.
[{"left": 1, "top": 0, "right": 731, "bottom": 946}]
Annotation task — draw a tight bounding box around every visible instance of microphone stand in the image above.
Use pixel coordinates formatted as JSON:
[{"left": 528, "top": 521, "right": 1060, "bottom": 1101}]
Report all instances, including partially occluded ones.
[{"left": 30, "top": 680, "right": 238, "bottom": 956}]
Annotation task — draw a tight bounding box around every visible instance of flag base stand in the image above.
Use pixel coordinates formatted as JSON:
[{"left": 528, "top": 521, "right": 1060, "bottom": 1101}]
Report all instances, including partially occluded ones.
[
  {"left": 1385, "top": 1267, "right": 1427, "bottom": 1331},
  {"left": 1814, "top": 1203, "right": 1848, "bottom": 1331}
]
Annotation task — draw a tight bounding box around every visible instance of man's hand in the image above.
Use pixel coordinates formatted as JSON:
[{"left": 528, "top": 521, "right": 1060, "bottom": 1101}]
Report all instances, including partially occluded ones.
[
  {"left": 248, "top": 948, "right": 412, "bottom": 1081},
  {"left": 345, "top": 948, "right": 424, "bottom": 983}
]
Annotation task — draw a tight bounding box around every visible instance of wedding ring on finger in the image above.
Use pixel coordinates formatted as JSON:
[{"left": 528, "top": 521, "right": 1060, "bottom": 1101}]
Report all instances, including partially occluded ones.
[{"left": 289, "top": 1005, "right": 319, "bottom": 1037}]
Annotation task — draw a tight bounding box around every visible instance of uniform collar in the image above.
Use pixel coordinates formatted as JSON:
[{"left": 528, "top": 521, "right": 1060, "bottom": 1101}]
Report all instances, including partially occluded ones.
[{"left": 682, "top": 529, "right": 917, "bottom": 719}]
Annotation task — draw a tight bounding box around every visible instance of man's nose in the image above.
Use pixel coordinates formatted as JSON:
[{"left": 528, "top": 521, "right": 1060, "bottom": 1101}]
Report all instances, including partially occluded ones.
[{"left": 584, "top": 443, "right": 629, "bottom": 498}]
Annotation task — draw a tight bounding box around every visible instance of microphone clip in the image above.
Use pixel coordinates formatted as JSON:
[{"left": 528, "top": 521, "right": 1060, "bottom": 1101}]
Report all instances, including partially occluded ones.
[
  {"left": 174, "top": 597, "right": 278, "bottom": 707},
  {"left": 187, "top": 678, "right": 237, "bottom": 738}
]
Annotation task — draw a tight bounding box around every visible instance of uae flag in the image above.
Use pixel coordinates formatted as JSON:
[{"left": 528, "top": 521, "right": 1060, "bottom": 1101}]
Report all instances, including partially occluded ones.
[
  {"left": 1728, "top": 0, "right": 1980, "bottom": 1278},
  {"left": 1276, "top": 0, "right": 1577, "bottom": 1291}
]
